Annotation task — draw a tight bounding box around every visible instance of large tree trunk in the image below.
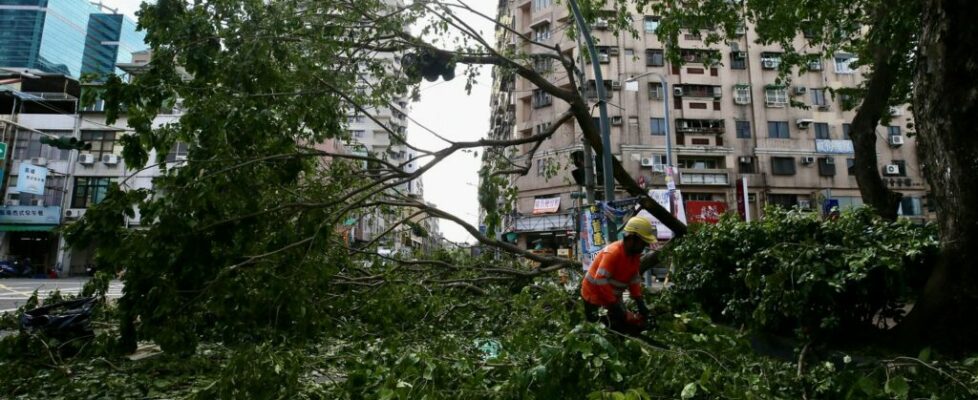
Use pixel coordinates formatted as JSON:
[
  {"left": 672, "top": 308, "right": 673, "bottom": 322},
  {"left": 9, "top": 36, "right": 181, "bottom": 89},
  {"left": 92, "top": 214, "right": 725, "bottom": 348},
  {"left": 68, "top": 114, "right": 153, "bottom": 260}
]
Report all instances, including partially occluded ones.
[
  {"left": 848, "top": 50, "right": 903, "bottom": 221},
  {"left": 897, "top": 0, "right": 978, "bottom": 352}
]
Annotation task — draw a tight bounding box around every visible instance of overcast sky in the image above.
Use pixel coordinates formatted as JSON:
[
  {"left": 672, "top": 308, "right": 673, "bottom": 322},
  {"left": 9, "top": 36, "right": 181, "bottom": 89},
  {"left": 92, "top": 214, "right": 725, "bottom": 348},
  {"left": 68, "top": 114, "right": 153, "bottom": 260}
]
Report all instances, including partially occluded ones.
[{"left": 103, "top": 0, "right": 492, "bottom": 244}]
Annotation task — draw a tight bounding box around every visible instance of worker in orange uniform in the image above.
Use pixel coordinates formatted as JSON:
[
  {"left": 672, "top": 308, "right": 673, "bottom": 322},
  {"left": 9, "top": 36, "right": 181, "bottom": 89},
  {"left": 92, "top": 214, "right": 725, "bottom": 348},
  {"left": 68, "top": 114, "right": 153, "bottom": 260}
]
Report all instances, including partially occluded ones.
[{"left": 581, "top": 216, "right": 657, "bottom": 335}]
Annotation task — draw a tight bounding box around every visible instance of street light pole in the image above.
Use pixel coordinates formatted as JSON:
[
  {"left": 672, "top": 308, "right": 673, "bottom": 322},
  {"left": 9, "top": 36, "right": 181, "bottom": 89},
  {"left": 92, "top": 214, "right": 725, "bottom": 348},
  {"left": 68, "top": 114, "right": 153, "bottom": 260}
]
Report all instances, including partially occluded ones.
[
  {"left": 568, "top": 0, "right": 617, "bottom": 241},
  {"left": 625, "top": 72, "right": 676, "bottom": 216}
]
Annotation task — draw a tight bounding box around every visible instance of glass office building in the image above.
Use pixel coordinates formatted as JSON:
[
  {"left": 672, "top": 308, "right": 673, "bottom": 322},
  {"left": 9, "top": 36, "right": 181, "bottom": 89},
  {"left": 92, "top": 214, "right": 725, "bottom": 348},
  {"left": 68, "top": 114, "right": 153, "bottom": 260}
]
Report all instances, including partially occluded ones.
[{"left": 0, "top": 0, "right": 147, "bottom": 78}]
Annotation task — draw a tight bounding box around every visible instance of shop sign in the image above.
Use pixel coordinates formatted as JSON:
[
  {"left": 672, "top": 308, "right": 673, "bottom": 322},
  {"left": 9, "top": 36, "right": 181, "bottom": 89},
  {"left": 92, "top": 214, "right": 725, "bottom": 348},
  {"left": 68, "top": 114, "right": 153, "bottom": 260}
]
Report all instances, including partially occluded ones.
[
  {"left": 16, "top": 163, "right": 47, "bottom": 195},
  {"left": 0, "top": 206, "right": 61, "bottom": 225},
  {"left": 531, "top": 197, "right": 561, "bottom": 214},
  {"left": 639, "top": 189, "right": 688, "bottom": 240},
  {"left": 686, "top": 201, "right": 727, "bottom": 224}
]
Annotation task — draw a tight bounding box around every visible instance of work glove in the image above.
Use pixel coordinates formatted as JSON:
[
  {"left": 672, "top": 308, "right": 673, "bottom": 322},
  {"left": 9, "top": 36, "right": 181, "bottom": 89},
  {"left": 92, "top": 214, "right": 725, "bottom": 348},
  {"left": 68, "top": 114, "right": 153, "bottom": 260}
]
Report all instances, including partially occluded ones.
[{"left": 635, "top": 299, "right": 651, "bottom": 320}]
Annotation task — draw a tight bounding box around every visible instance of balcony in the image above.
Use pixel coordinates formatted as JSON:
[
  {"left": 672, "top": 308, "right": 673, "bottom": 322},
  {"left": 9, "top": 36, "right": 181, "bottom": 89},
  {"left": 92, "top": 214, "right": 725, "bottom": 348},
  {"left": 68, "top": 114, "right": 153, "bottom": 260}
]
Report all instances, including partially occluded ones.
[{"left": 679, "top": 168, "right": 731, "bottom": 186}]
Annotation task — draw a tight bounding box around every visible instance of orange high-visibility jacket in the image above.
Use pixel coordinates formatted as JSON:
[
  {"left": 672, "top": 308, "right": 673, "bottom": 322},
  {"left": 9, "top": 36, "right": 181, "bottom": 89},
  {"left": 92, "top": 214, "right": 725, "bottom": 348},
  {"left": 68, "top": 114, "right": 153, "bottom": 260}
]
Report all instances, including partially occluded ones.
[{"left": 581, "top": 241, "right": 643, "bottom": 306}]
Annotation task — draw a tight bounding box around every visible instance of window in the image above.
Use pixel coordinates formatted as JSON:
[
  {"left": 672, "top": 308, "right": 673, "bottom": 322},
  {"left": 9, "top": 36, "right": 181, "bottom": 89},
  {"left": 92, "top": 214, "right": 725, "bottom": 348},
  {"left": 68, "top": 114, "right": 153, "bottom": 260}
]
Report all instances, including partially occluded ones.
[
  {"left": 899, "top": 197, "right": 923, "bottom": 216},
  {"left": 644, "top": 16, "right": 660, "bottom": 33},
  {"left": 892, "top": 160, "right": 907, "bottom": 176},
  {"left": 648, "top": 82, "right": 664, "bottom": 100},
  {"left": 347, "top": 115, "right": 365, "bottom": 124},
  {"left": 730, "top": 51, "right": 746, "bottom": 69},
  {"left": 650, "top": 118, "right": 666, "bottom": 135},
  {"left": 847, "top": 158, "right": 856, "bottom": 175},
  {"left": 585, "top": 80, "right": 614, "bottom": 99},
  {"left": 811, "top": 88, "right": 827, "bottom": 106},
  {"left": 818, "top": 157, "right": 836, "bottom": 176},
  {"left": 645, "top": 49, "right": 664, "bottom": 66},
  {"left": 760, "top": 52, "right": 782, "bottom": 69},
  {"left": 801, "top": 22, "right": 818, "bottom": 39},
  {"left": 842, "top": 123, "right": 852, "bottom": 140},
  {"left": 532, "top": 56, "right": 552, "bottom": 73},
  {"left": 536, "top": 158, "right": 545, "bottom": 176},
  {"left": 532, "top": 89, "right": 552, "bottom": 108},
  {"left": 835, "top": 54, "right": 857, "bottom": 74},
  {"left": 533, "top": 23, "right": 551, "bottom": 42},
  {"left": 624, "top": 48, "right": 635, "bottom": 57},
  {"left": 768, "top": 194, "right": 799, "bottom": 208},
  {"left": 165, "top": 142, "right": 190, "bottom": 162},
  {"left": 738, "top": 156, "right": 756, "bottom": 173},
  {"left": 677, "top": 157, "right": 720, "bottom": 169},
  {"left": 532, "top": 0, "right": 551, "bottom": 10},
  {"left": 771, "top": 157, "right": 796, "bottom": 175},
  {"left": 80, "top": 131, "right": 117, "bottom": 158},
  {"left": 16, "top": 176, "right": 65, "bottom": 207},
  {"left": 349, "top": 130, "right": 365, "bottom": 138},
  {"left": 686, "top": 193, "right": 721, "bottom": 201},
  {"left": 814, "top": 123, "right": 830, "bottom": 139},
  {"left": 71, "top": 177, "right": 112, "bottom": 208},
  {"left": 679, "top": 49, "right": 718, "bottom": 65},
  {"left": 733, "top": 85, "right": 751, "bottom": 104},
  {"left": 678, "top": 84, "right": 719, "bottom": 98},
  {"left": 735, "top": 120, "right": 751, "bottom": 138},
  {"left": 887, "top": 126, "right": 902, "bottom": 137},
  {"left": 764, "top": 87, "right": 788, "bottom": 107},
  {"left": 534, "top": 122, "right": 552, "bottom": 135},
  {"left": 15, "top": 130, "right": 71, "bottom": 161},
  {"left": 768, "top": 121, "right": 790, "bottom": 139}
]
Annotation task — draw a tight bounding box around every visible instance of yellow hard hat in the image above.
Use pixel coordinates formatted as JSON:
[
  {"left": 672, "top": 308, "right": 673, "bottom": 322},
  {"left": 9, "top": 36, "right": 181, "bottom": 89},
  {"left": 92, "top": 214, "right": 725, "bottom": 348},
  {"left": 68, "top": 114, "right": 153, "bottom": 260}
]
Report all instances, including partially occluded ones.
[{"left": 623, "top": 216, "right": 657, "bottom": 244}]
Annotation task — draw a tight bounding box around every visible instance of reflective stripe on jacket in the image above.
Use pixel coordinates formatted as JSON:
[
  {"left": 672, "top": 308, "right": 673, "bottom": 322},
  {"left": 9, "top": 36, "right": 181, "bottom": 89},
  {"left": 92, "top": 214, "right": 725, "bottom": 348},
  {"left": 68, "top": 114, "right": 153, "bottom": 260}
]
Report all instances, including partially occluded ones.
[{"left": 580, "top": 241, "right": 643, "bottom": 306}]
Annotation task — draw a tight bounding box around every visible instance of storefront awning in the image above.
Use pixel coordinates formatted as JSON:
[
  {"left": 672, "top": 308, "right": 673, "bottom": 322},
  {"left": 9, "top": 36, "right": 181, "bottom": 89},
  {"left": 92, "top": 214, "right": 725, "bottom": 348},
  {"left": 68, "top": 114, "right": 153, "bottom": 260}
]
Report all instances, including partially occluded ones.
[{"left": 0, "top": 224, "right": 56, "bottom": 232}]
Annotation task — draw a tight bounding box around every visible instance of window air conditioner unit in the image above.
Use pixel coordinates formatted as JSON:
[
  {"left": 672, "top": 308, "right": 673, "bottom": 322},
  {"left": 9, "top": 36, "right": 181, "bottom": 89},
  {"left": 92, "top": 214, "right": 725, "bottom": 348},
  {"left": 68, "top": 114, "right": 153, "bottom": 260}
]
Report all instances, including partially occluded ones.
[
  {"left": 78, "top": 154, "right": 96, "bottom": 165},
  {"left": 762, "top": 59, "right": 778, "bottom": 69},
  {"left": 732, "top": 51, "right": 747, "bottom": 59},
  {"left": 594, "top": 19, "right": 609, "bottom": 29},
  {"left": 611, "top": 116, "right": 623, "bottom": 125},
  {"left": 796, "top": 119, "right": 813, "bottom": 129},
  {"left": 712, "top": 86, "right": 723, "bottom": 98},
  {"left": 65, "top": 208, "right": 87, "bottom": 219},
  {"left": 817, "top": 104, "right": 831, "bottom": 111},
  {"left": 608, "top": 47, "right": 620, "bottom": 56},
  {"left": 640, "top": 157, "right": 655, "bottom": 167},
  {"left": 739, "top": 156, "right": 752, "bottom": 163},
  {"left": 889, "top": 106, "right": 902, "bottom": 116},
  {"left": 793, "top": 86, "right": 808, "bottom": 95},
  {"left": 889, "top": 135, "right": 905, "bottom": 146},
  {"left": 884, "top": 164, "right": 901, "bottom": 175},
  {"left": 29, "top": 198, "right": 43, "bottom": 206},
  {"left": 808, "top": 60, "right": 823, "bottom": 71},
  {"left": 734, "top": 25, "right": 746, "bottom": 36},
  {"left": 102, "top": 154, "right": 119, "bottom": 165},
  {"left": 673, "top": 87, "right": 684, "bottom": 97},
  {"left": 801, "top": 156, "right": 815, "bottom": 164},
  {"left": 29, "top": 157, "right": 47, "bottom": 166},
  {"left": 598, "top": 53, "right": 610, "bottom": 63},
  {"left": 611, "top": 80, "right": 622, "bottom": 90},
  {"left": 824, "top": 157, "right": 835, "bottom": 165}
]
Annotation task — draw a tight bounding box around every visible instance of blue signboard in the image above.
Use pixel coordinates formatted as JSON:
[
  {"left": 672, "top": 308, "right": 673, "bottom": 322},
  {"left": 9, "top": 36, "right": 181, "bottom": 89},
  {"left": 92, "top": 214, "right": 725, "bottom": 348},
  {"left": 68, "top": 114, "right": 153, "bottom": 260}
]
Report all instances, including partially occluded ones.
[
  {"left": 0, "top": 206, "right": 61, "bottom": 225},
  {"left": 16, "top": 163, "right": 48, "bottom": 195}
]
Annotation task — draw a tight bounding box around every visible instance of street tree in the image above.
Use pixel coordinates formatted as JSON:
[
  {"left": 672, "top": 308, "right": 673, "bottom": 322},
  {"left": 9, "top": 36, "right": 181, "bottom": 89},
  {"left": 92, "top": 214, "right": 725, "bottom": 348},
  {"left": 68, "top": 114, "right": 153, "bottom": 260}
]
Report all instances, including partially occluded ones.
[{"left": 622, "top": 0, "right": 977, "bottom": 350}]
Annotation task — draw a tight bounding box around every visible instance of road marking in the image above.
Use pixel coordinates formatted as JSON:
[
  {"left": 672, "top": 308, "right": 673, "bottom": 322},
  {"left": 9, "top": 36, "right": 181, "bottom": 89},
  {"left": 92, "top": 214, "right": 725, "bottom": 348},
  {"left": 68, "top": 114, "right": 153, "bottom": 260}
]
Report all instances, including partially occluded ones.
[{"left": 0, "top": 282, "right": 35, "bottom": 297}]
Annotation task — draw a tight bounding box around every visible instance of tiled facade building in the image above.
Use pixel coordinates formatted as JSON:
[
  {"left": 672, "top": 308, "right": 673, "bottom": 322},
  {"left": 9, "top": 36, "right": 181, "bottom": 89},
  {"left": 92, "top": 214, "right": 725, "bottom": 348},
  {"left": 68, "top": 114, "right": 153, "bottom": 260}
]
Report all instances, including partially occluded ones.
[{"left": 486, "top": 0, "right": 928, "bottom": 255}]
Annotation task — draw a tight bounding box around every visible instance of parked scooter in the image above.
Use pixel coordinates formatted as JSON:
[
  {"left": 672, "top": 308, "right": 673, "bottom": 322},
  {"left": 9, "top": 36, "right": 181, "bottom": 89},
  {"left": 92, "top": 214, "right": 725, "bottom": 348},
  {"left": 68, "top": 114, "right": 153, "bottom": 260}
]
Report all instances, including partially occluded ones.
[{"left": 0, "top": 257, "right": 32, "bottom": 278}]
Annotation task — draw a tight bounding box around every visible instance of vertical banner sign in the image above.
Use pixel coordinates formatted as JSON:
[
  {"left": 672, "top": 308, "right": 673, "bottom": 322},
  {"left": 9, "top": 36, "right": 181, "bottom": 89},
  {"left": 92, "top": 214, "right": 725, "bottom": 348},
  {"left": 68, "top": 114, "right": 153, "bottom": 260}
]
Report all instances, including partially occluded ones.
[
  {"left": 741, "top": 177, "right": 750, "bottom": 222},
  {"left": 579, "top": 205, "right": 606, "bottom": 270},
  {"left": 16, "top": 163, "right": 47, "bottom": 195},
  {"left": 0, "top": 143, "right": 6, "bottom": 187},
  {"left": 736, "top": 177, "right": 747, "bottom": 221}
]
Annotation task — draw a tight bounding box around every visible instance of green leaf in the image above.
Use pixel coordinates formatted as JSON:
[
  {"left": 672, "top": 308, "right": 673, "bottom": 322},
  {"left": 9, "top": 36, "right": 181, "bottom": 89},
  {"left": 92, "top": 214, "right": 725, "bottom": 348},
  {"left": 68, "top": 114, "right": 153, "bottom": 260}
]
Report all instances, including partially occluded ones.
[
  {"left": 884, "top": 376, "right": 909, "bottom": 399},
  {"left": 681, "top": 383, "right": 698, "bottom": 399},
  {"left": 857, "top": 376, "right": 880, "bottom": 396},
  {"left": 918, "top": 347, "right": 932, "bottom": 363}
]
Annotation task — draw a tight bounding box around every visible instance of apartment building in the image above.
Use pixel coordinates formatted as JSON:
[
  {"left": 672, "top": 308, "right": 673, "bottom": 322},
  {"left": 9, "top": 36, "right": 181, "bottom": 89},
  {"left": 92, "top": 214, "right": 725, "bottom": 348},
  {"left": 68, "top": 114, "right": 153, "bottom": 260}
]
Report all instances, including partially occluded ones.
[{"left": 486, "top": 0, "right": 928, "bottom": 256}]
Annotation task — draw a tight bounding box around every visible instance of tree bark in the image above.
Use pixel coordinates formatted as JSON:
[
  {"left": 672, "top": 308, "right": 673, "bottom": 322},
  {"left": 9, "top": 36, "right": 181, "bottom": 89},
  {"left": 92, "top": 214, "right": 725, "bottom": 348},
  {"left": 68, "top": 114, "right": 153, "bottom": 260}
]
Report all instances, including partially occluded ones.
[
  {"left": 897, "top": 0, "right": 978, "bottom": 352},
  {"left": 848, "top": 37, "right": 904, "bottom": 220}
]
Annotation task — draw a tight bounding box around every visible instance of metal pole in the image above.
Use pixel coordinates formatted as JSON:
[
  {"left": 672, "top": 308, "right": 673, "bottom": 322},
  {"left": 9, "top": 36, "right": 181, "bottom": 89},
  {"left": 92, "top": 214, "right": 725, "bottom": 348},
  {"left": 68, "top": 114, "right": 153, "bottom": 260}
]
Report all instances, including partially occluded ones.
[{"left": 568, "top": 0, "right": 617, "bottom": 240}]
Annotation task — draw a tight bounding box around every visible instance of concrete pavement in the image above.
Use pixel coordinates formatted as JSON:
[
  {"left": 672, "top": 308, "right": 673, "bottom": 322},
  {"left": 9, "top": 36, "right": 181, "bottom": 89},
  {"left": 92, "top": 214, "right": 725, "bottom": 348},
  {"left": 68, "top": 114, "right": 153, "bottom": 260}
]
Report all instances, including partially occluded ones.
[{"left": 0, "top": 278, "right": 123, "bottom": 314}]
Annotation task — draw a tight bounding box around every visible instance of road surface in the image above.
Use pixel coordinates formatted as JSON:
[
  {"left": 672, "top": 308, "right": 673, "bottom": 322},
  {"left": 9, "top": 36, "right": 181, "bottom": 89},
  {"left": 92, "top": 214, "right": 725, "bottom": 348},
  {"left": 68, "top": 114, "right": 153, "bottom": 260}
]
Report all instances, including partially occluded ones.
[{"left": 0, "top": 278, "right": 123, "bottom": 314}]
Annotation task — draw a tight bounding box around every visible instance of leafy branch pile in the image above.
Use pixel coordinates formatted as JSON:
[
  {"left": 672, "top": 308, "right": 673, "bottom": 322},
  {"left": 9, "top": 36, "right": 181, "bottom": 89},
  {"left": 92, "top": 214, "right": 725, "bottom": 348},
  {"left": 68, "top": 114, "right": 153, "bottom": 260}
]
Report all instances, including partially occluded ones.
[{"left": 665, "top": 207, "right": 938, "bottom": 342}]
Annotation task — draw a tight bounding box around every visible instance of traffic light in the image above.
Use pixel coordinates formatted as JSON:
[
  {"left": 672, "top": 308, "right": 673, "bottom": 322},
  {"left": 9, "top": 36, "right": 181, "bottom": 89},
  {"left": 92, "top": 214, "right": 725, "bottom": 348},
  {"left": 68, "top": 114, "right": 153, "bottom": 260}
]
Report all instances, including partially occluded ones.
[
  {"left": 39, "top": 136, "right": 91, "bottom": 151},
  {"left": 402, "top": 49, "right": 456, "bottom": 84},
  {"left": 570, "top": 150, "right": 585, "bottom": 186}
]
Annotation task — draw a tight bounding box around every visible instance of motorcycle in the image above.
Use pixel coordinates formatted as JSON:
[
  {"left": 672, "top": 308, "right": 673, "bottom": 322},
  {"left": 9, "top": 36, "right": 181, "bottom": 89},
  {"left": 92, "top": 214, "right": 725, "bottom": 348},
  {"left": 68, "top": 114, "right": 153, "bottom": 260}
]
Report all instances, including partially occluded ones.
[{"left": 0, "top": 258, "right": 32, "bottom": 278}]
